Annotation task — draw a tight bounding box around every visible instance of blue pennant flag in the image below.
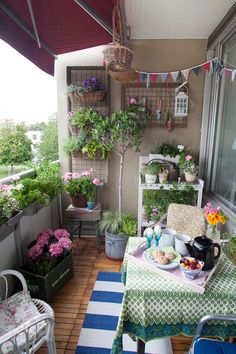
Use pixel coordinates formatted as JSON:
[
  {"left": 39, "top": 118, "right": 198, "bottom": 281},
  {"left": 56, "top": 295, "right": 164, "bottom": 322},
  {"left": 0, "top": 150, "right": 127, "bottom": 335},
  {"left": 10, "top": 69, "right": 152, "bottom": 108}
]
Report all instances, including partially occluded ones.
[
  {"left": 140, "top": 73, "right": 147, "bottom": 83},
  {"left": 215, "top": 59, "right": 224, "bottom": 72},
  {"left": 192, "top": 66, "right": 201, "bottom": 76}
]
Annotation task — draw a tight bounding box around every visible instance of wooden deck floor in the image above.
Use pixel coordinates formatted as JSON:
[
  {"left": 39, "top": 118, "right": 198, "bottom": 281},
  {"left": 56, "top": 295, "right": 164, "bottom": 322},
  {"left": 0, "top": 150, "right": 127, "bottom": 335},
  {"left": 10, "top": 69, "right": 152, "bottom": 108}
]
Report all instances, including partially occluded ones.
[{"left": 37, "top": 236, "right": 192, "bottom": 354}]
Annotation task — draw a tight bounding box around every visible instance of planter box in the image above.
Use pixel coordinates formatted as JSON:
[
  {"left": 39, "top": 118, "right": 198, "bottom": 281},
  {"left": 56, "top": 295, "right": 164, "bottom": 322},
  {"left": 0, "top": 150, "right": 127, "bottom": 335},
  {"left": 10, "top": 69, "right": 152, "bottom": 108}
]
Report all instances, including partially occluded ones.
[
  {"left": 23, "top": 201, "right": 45, "bottom": 216},
  {"left": 149, "top": 153, "right": 180, "bottom": 164},
  {"left": 0, "top": 211, "right": 23, "bottom": 242},
  {"left": 19, "top": 253, "right": 74, "bottom": 302}
]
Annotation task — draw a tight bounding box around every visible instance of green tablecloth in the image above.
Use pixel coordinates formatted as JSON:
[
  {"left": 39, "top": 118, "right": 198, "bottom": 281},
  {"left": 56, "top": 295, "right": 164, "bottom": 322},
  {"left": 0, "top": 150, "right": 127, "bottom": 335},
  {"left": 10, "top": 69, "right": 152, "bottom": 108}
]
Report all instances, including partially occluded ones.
[{"left": 112, "top": 237, "right": 236, "bottom": 354}]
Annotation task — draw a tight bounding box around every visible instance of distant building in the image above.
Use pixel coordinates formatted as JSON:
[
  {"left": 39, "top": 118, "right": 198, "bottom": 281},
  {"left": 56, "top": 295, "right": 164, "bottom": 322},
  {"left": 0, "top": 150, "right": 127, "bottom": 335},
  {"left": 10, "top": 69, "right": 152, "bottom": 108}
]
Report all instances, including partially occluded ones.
[{"left": 26, "top": 130, "right": 42, "bottom": 155}]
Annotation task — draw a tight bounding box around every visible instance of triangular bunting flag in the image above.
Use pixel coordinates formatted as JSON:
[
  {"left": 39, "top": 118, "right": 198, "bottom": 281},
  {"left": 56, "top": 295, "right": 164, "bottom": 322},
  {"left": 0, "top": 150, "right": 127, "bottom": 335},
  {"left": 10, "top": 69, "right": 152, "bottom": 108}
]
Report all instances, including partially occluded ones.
[
  {"left": 150, "top": 73, "right": 158, "bottom": 83},
  {"left": 203, "top": 62, "right": 211, "bottom": 71},
  {"left": 181, "top": 69, "right": 190, "bottom": 81},
  {"left": 140, "top": 73, "right": 147, "bottom": 83},
  {"left": 160, "top": 73, "right": 168, "bottom": 82},
  {"left": 192, "top": 66, "right": 201, "bottom": 76},
  {"left": 209, "top": 61, "right": 214, "bottom": 75},
  {"left": 170, "top": 71, "right": 179, "bottom": 82},
  {"left": 215, "top": 60, "right": 223, "bottom": 72},
  {"left": 232, "top": 69, "right": 236, "bottom": 82},
  {"left": 224, "top": 69, "right": 232, "bottom": 79},
  {"left": 146, "top": 73, "right": 150, "bottom": 88}
]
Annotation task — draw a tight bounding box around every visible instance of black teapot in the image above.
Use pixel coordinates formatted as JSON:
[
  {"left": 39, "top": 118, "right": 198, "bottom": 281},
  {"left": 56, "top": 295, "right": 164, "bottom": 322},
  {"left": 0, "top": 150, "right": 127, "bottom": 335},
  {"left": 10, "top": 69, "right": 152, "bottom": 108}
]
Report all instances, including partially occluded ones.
[{"left": 185, "top": 235, "right": 221, "bottom": 270}]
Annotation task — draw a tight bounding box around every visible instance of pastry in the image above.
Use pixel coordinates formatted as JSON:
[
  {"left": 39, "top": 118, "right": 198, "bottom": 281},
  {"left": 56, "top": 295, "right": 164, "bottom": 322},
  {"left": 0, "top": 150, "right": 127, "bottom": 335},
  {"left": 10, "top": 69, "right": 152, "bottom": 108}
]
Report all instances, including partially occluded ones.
[
  {"left": 155, "top": 249, "right": 165, "bottom": 257},
  {"left": 165, "top": 252, "right": 176, "bottom": 260},
  {"left": 156, "top": 255, "right": 169, "bottom": 265}
]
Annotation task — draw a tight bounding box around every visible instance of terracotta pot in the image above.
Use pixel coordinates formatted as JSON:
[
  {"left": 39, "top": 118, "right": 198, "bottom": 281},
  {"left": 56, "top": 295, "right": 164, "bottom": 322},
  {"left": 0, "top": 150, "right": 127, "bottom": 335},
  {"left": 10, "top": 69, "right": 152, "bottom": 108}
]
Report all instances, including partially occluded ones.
[
  {"left": 184, "top": 172, "right": 197, "bottom": 182},
  {"left": 71, "top": 194, "right": 87, "bottom": 208}
]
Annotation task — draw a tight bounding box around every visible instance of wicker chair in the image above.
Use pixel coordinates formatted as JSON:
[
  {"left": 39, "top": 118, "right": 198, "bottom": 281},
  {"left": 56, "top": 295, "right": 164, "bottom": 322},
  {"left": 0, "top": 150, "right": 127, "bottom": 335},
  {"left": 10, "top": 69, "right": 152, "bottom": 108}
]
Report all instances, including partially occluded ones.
[{"left": 0, "top": 270, "right": 56, "bottom": 354}]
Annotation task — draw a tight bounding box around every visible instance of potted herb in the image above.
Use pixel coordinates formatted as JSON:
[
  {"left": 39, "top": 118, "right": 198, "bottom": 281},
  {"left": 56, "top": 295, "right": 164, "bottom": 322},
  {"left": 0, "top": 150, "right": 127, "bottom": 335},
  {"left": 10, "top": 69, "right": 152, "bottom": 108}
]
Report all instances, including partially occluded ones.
[
  {"left": 149, "top": 142, "right": 180, "bottom": 164},
  {"left": 63, "top": 133, "right": 88, "bottom": 158},
  {"left": 19, "top": 228, "right": 73, "bottom": 301},
  {"left": 99, "top": 210, "right": 137, "bottom": 259},
  {"left": 82, "top": 141, "right": 111, "bottom": 160},
  {"left": 141, "top": 161, "right": 162, "bottom": 184}
]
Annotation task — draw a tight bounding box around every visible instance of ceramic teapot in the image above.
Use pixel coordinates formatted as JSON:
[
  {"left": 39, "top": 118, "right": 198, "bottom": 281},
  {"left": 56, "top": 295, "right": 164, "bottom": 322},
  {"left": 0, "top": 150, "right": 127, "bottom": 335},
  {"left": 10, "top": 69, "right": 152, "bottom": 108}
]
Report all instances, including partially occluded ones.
[{"left": 185, "top": 235, "right": 221, "bottom": 270}]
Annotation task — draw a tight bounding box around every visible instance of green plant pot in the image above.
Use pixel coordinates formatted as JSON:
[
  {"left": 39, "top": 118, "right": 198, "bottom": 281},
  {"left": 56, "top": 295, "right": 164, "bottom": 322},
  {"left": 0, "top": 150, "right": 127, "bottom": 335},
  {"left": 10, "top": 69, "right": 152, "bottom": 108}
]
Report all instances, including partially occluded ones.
[{"left": 19, "top": 253, "right": 74, "bottom": 302}]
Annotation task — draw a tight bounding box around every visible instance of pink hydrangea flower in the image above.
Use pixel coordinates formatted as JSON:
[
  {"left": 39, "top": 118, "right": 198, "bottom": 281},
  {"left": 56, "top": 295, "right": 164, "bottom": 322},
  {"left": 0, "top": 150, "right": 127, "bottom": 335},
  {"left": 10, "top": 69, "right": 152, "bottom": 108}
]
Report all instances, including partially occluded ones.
[
  {"left": 0, "top": 184, "right": 12, "bottom": 191},
  {"left": 185, "top": 155, "right": 192, "bottom": 161},
  {"left": 58, "top": 237, "right": 72, "bottom": 250},
  {"left": 92, "top": 178, "right": 100, "bottom": 186},
  {"left": 63, "top": 172, "right": 73, "bottom": 182},
  {"left": 130, "top": 98, "right": 137, "bottom": 104},
  {"left": 28, "top": 244, "right": 43, "bottom": 260},
  {"left": 54, "top": 229, "right": 70, "bottom": 239},
  {"left": 49, "top": 242, "right": 63, "bottom": 257}
]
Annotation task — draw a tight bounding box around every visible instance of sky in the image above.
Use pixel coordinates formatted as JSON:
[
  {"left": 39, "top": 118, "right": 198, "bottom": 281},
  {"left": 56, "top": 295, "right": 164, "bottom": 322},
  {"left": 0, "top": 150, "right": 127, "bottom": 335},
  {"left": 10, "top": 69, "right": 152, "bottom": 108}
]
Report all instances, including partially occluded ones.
[{"left": 0, "top": 39, "right": 57, "bottom": 125}]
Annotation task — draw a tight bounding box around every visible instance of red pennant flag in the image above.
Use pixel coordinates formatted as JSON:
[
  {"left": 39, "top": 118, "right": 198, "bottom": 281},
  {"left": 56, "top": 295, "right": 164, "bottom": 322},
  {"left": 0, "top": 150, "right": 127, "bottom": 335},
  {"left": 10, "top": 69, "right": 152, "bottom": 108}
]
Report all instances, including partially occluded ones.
[
  {"left": 150, "top": 73, "right": 158, "bottom": 84},
  {"left": 203, "top": 62, "right": 211, "bottom": 72}
]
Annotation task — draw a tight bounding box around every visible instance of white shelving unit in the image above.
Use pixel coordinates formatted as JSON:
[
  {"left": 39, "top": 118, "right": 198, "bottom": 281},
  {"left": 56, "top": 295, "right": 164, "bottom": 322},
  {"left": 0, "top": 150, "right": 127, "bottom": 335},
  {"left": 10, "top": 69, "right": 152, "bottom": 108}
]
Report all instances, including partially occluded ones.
[{"left": 138, "top": 156, "right": 204, "bottom": 236}]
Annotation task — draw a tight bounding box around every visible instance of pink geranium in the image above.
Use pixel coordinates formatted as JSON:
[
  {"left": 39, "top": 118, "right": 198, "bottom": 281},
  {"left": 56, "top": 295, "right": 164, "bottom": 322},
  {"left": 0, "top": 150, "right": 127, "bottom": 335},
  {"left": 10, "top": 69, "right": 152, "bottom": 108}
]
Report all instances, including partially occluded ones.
[
  {"left": 92, "top": 178, "right": 100, "bottom": 185},
  {"left": 185, "top": 155, "right": 192, "bottom": 161}
]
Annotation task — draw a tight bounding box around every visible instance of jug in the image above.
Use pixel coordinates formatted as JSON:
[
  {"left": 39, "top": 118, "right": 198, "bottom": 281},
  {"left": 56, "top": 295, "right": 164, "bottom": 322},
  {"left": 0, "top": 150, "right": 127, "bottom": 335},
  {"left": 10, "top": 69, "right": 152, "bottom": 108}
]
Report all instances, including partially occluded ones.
[{"left": 185, "top": 235, "right": 221, "bottom": 270}]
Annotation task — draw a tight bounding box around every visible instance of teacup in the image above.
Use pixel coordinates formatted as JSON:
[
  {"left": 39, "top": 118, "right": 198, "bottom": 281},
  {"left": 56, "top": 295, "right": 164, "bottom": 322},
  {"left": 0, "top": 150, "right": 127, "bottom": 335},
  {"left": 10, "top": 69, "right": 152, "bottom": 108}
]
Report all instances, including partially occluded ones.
[
  {"left": 159, "top": 228, "right": 176, "bottom": 248},
  {"left": 175, "top": 234, "right": 191, "bottom": 256}
]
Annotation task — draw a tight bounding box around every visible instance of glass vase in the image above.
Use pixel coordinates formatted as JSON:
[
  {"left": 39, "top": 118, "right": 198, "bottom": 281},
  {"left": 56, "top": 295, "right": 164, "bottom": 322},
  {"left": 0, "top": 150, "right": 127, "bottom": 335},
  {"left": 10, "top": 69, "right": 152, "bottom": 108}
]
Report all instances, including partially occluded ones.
[{"left": 206, "top": 224, "right": 220, "bottom": 241}]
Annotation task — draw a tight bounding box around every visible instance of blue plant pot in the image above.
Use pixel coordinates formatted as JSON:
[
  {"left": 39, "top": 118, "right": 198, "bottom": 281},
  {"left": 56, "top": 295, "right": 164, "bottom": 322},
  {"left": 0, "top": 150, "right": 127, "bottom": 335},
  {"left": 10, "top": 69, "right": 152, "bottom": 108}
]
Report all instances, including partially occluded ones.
[{"left": 87, "top": 201, "right": 94, "bottom": 210}]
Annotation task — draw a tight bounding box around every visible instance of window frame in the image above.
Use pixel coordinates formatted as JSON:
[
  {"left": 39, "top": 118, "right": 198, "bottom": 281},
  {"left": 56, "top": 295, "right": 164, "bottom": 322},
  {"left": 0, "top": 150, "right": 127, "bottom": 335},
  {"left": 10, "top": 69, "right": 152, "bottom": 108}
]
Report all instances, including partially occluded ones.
[{"left": 200, "top": 16, "right": 236, "bottom": 228}]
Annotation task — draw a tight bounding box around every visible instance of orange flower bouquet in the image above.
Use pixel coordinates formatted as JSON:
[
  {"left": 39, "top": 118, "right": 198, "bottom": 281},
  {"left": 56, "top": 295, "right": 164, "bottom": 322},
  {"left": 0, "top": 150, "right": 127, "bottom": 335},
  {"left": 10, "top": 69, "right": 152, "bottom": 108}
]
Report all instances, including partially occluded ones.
[{"left": 204, "top": 202, "right": 228, "bottom": 239}]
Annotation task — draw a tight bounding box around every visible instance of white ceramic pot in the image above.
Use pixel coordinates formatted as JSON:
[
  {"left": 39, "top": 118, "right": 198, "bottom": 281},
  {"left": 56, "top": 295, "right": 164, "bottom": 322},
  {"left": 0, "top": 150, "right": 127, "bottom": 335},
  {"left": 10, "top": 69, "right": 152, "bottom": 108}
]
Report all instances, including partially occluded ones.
[
  {"left": 158, "top": 170, "right": 169, "bottom": 183},
  {"left": 145, "top": 174, "right": 157, "bottom": 184},
  {"left": 159, "top": 228, "right": 176, "bottom": 248},
  {"left": 184, "top": 172, "right": 197, "bottom": 182}
]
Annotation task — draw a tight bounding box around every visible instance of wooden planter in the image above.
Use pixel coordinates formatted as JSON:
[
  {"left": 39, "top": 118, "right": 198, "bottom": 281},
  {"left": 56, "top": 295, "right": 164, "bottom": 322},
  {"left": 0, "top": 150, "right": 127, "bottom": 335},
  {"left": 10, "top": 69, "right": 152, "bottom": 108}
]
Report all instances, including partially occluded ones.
[{"left": 19, "top": 253, "right": 74, "bottom": 302}]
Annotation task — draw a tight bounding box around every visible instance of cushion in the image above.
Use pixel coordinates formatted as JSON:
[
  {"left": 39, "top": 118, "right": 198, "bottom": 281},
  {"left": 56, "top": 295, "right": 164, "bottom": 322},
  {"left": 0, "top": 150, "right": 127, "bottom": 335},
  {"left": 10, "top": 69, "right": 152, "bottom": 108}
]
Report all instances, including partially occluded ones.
[
  {"left": 193, "top": 338, "right": 236, "bottom": 354},
  {"left": 167, "top": 203, "right": 206, "bottom": 238},
  {"left": 0, "top": 291, "right": 47, "bottom": 354}
]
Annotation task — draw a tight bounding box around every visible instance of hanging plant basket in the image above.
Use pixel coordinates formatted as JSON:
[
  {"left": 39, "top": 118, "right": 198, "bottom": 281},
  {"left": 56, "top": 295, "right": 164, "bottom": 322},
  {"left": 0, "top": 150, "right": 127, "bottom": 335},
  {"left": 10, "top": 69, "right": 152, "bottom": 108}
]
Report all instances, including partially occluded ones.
[
  {"left": 72, "top": 151, "right": 88, "bottom": 159},
  {"left": 68, "top": 123, "right": 80, "bottom": 135},
  {"left": 108, "top": 63, "right": 137, "bottom": 83},
  {"left": 69, "top": 91, "right": 105, "bottom": 105},
  {"left": 103, "top": 5, "right": 133, "bottom": 70}
]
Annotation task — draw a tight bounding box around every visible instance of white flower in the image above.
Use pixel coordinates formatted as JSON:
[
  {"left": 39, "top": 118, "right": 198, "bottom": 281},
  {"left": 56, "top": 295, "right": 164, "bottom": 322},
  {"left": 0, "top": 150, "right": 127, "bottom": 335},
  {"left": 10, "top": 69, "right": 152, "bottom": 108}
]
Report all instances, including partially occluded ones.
[
  {"left": 11, "top": 175, "right": 20, "bottom": 181},
  {"left": 14, "top": 184, "right": 23, "bottom": 191},
  {"left": 178, "top": 145, "right": 184, "bottom": 151}
]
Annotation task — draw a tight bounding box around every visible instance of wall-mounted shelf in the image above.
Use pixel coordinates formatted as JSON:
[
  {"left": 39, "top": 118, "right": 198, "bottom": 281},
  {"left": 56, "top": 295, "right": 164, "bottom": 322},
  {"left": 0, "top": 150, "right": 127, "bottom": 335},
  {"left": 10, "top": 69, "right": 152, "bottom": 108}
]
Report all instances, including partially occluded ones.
[{"left": 121, "top": 83, "right": 188, "bottom": 128}]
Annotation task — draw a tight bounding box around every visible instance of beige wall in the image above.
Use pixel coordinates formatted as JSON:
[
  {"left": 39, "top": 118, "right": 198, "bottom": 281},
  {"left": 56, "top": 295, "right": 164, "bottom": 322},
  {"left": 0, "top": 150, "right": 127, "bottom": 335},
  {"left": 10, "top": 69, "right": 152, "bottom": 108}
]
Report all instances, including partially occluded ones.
[{"left": 56, "top": 39, "right": 207, "bottom": 217}]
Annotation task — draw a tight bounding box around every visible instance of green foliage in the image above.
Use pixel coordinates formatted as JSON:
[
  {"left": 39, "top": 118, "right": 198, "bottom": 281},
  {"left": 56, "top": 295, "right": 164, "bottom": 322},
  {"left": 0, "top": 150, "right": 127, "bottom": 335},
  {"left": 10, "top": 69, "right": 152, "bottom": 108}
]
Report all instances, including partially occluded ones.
[
  {"left": 12, "top": 178, "right": 48, "bottom": 209},
  {"left": 82, "top": 141, "right": 111, "bottom": 160},
  {"left": 108, "top": 111, "right": 148, "bottom": 154},
  {"left": 63, "top": 133, "right": 87, "bottom": 155},
  {"left": 35, "top": 161, "right": 63, "bottom": 198},
  {"left": 0, "top": 122, "right": 32, "bottom": 166},
  {"left": 38, "top": 117, "right": 58, "bottom": 161},
  {"left": 68, "top": 109, "right": 103, "bottom": 128},
  {"left": 143, "top": 183, "right": 195, "bottom": 222},
  {"left": 64, "top": 174, "right": 97, "bottom": 199},
  {"left": 142, "top": 161, "right": 164, "bottom": 175},
  {"left": 157, "top": 143, "right": 179, "bottom": 157},
  {"left": 99, "top": 210, "right": 137, "bottom": 236},
  {"left": 27, "top": 122, "right": 46, "bottom": 131},
  {"left": 0, "top": 193, "right": 19, "bottom": 226}
]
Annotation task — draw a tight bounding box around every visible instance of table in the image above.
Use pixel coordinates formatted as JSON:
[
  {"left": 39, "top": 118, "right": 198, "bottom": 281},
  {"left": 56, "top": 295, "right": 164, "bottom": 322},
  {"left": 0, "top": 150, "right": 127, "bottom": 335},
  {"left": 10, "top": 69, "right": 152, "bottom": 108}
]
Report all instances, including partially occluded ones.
[
  {"left": 111, "top": 238, "right": 236, "bottom": 354},
  {"left": 65, "top": 203, "right": 102, "bottom": 253}
]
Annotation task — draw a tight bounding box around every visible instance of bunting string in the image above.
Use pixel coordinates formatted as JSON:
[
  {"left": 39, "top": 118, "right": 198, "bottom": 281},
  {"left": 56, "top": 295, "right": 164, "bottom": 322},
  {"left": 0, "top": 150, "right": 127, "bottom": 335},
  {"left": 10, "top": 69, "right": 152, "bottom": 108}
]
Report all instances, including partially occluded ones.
[{"left": 135, "top": 57, "right": 236, "bottom": 87}]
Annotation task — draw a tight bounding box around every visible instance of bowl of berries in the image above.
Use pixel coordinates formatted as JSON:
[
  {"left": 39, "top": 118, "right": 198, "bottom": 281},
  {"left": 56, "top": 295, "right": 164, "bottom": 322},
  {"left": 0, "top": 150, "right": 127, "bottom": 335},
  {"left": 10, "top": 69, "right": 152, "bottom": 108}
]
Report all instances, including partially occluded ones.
[{"left": 179, "top": 257, "right": 204, "bottom": 280}]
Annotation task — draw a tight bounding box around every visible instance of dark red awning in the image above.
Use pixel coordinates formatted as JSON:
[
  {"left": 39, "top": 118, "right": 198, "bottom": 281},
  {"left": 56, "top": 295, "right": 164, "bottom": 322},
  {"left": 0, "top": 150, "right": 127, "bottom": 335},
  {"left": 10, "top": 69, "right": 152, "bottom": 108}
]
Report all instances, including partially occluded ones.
[{"left": 0, "top": 0, "right": 116, "bottom": 75}]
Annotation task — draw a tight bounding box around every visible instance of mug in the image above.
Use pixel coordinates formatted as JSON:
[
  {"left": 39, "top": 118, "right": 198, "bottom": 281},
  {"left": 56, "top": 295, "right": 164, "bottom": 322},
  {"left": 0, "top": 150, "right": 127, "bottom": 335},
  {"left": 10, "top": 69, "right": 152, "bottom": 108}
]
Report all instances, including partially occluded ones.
[
  {"left": 175, "top": 234, "right": 191, "bottom": 256},
  {"left": 159, "top": 228, "right": 176, "bottom": 248}
]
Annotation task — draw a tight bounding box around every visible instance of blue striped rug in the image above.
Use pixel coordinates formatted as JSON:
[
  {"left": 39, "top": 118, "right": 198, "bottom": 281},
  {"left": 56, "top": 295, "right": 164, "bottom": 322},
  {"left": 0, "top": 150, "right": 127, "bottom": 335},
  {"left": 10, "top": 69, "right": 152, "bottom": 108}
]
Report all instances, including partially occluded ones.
[{"left": 76, "top": 271, "right": 173, "bottom": 354}]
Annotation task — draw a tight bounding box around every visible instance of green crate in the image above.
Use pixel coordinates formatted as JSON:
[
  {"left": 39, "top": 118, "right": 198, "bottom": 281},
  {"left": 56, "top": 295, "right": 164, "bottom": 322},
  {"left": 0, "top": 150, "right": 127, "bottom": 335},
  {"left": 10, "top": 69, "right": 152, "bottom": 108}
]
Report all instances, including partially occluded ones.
[{"left": 19, "top": 253, "right": 74, "bottom": 302}]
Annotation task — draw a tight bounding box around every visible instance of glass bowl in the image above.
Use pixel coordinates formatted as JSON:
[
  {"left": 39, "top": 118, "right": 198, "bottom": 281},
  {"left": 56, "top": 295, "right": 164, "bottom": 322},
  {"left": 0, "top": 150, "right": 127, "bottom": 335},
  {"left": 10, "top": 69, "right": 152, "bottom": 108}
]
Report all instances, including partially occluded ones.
[{"left": 179, "top": 257, "right": 204, "bottom": 280}]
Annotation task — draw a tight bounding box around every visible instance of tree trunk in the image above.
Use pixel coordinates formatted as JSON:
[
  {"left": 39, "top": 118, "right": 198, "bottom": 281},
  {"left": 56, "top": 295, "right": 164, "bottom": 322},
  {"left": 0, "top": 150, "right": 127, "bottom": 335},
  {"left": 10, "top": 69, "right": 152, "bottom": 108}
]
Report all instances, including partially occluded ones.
[{"left": 118, "top": 152, "right": 125, "bottom": 217}]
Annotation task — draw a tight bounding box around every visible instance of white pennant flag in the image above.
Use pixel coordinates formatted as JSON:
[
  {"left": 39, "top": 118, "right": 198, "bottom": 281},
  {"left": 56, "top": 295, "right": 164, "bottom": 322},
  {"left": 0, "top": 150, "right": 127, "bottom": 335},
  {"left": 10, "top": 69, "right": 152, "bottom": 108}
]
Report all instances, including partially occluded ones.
[
  {"left": 160, "top": 73, "right": 168, "bottom": 82},
  {"left": 181, "top": 69, "right": 190, "bottom": 81},
  {"left": 170, "top": 71, "right": 179, "bottom": 82},
  {"left": 232, "top": 69, "right": 236, "bottom": 82}
]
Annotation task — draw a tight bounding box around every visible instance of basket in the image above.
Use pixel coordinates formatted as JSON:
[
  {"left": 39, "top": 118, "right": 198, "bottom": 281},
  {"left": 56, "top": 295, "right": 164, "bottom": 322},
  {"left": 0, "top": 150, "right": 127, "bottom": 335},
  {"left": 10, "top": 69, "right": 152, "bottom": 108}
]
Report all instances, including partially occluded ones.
[
  {"left": 108, "top": 63, "right": 137, "bottom": 83},
  {"left": 103, "top": 5, "right": 133, "bottom": 70},
  {"left": 71, "top": 194, "right": 87, "bottom": 208},
  {"left": 72, "top": 151, "right": 88, "bottom": 159},
  {"left": 68, "top": 123, "right": 80, "bottom": 135},
  {"left": 69, "top": 91, "right": 105, "bottom": 105}
]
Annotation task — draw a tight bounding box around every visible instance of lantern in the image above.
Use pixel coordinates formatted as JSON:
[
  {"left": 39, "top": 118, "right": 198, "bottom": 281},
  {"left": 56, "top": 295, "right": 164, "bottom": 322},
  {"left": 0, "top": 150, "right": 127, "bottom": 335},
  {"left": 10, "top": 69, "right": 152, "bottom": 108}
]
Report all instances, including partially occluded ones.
[{"left": 174, "top": 84, "right": 189, "bottom": 117}]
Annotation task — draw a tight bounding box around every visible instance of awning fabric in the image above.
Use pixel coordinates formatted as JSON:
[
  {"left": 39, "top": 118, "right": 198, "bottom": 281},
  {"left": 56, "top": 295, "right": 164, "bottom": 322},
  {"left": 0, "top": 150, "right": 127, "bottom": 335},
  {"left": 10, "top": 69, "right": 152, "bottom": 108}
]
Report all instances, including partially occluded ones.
[{"left": 0, "top": 0, "right": 116, "bottom": 75}]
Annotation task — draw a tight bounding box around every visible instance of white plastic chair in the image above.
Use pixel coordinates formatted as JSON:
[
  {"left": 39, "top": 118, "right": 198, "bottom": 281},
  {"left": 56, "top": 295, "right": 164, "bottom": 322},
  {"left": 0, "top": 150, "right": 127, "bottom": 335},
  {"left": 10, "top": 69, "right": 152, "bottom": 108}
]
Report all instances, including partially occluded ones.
[{"left": 0, "top": 270, "right": 56, "bottom": 354}]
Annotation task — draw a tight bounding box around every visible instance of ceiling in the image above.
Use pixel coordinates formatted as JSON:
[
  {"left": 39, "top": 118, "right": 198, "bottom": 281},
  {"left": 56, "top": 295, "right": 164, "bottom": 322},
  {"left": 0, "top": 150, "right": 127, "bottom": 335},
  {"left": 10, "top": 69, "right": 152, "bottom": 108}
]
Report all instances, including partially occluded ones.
[{"left": 125, "top": 0, "right": 235, "bottom": 39}]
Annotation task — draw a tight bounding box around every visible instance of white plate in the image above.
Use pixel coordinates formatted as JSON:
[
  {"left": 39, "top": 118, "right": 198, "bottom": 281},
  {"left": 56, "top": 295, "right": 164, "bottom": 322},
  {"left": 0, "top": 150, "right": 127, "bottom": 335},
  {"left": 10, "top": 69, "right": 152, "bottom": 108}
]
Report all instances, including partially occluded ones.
[{"left": 144, "top": 249, "right": 179, "bottom": 270}]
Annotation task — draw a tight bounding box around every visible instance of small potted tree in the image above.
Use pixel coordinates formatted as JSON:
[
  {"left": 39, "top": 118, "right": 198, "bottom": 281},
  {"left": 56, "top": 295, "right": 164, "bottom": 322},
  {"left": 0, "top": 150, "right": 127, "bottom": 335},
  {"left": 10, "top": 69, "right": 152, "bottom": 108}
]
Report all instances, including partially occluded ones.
[{"left": 100, "top": 109, "right": 148, "bottom": 259}]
